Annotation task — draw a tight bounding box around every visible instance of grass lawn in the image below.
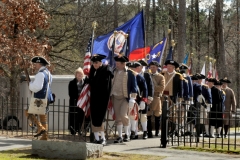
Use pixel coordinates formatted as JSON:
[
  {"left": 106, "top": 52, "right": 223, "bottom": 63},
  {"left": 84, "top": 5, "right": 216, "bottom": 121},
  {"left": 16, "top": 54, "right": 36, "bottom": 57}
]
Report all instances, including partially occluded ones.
[
  {"left": 0, "top": 148, "right": 165, "bottom": 160},
  {"left": 173, "top": 138, "right": 240, "bottom": 154}
]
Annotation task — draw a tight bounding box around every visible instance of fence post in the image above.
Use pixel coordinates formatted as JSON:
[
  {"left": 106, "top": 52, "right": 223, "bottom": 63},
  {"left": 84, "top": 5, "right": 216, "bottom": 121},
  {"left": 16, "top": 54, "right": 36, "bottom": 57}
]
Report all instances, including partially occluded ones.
[
  {"left": 195, "top": 102, "right": 201, "bottom": 143},
  {"left": 160, "top": 96, "right": 168, "bottom": 148}
]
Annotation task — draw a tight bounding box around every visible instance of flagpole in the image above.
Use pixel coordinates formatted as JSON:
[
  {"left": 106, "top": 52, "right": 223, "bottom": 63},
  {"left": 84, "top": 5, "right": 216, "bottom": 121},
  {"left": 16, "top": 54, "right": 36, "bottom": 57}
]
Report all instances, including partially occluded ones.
[
  {"left": 91, "top": 21, "right": 98, "bottom": 55},
  {"left": 171, "top": 40, "right": 175, "bottom": 60},
  {"left": 160, "top": 29, "right": 171, "bottom": 66}
]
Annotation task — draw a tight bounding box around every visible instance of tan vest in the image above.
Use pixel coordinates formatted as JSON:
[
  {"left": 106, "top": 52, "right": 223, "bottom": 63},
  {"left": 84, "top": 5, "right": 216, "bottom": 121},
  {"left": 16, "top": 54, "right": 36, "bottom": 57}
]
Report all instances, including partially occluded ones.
[
  {"left": 164, "top": 72, "right": 175, "bottom": 96},
  {"left": 111, "top": 70, "right": 124, "bottom": 96}
]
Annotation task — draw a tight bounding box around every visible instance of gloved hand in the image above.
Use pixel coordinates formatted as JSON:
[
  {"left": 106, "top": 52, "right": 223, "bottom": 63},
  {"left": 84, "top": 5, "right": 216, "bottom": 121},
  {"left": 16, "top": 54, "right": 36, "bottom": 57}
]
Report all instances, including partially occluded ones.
[
  {"left": 139, "top": 101, "right": 145, "bottom": 110},
  {"left": 190, "top": 101, "right": 194, "bottom": 105},
  {"left": 206, "top": 104, "right": 211, "bottom": 112},
  {"left": 129, "top": 98, "right": 135, "bottom": 110}
]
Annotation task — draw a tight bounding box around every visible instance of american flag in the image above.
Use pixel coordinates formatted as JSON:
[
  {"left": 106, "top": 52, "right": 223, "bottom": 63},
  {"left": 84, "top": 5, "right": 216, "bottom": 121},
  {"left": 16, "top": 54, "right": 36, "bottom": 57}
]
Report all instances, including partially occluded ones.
[
  {"left": 77, "top": 37, "right": 92, "bottom": 117},
  {"left": 129, "top": 103, "right": 139, "bottom": 120},
  {"left": 207, "top": 61, "right": 212, "bottom": 78},
  {"left": 107, "top": 99, "right": 115, "bottom": 120}
]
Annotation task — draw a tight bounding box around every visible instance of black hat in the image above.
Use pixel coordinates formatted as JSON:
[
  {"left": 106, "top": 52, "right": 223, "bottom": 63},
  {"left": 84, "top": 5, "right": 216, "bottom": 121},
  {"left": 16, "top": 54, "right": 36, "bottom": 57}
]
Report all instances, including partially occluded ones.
[
  {"left": 207, "top": 77, "right": 217, "bottom": 83},
  {"left": 219, "top": 77, "right": 231, "bottom": 83},
  {"left": 138, "top": 59, "right": 148, "bottom": 66},
  {"left": 148, "top": 61, "right": 161, "bottom": 67},
  {"left": 191, "top": 75, "right": 198, "bottom": 80},
  {"left": 164, "top": 60, "right": 179, "bottom": 68},
  {"left": 31, "top": 56, "right": 50, "bottom": 65},
  {"left": 91, "top": 54, "right": 106, "bottom": 62},
  {"left": 126, "top": 61, "right": 141, "bottom": 68},
  {"left": 179, "top": 63, "right": 188, "bottom": 70},
  {"left": 114, "top": 54, "right": 129, "bottom": 62},
  {"left": 214, "top": 80, "right": 223, "bottom": 86},
  {"left": 195, "top": 73, "right": 206, "bottom": 79}
]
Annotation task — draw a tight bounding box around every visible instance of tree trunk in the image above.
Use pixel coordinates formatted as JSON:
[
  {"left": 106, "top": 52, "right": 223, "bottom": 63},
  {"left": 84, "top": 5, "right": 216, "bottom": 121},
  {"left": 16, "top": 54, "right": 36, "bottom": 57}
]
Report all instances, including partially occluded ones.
[
  {"left": 152, "top": 0, "right": 157, "bottom": 44},
  {"left": 177, "top": 0, "right": 186, "bottom": 62},
  {"left": 189, "top": 0, "right": 194, "bottom": 54},
  {"left": 114, "top": 0, "right": 118, "bottom": 28},
  {"left": 195, "top": 0, "right": 200, "bottom": 73},
  {"left": 137, "top": 0, "right": 140, "bottom": 12},
  {"left": 214, "top": 0, "right": 219, "bottom": 73},
  {"left": 9, "top": 68, "right": 18, "bottom": 117},
  {"left": 218, "top": 0, "right": 226, "bottom": 78},
  {"left": 236, "top": 0, "right": 240, "bottom": 106},
  {"left": 145, "top": 0, "right": 150, "bottom": 45}
]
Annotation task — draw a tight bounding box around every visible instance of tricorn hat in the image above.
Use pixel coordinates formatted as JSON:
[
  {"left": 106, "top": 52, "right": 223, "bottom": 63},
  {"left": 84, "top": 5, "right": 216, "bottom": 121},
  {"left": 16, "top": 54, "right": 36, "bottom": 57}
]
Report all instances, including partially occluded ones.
[
  {"left": 148, "top": 61, "right": 161, "bottom": 67},
  {"left": 31, "top": 56, "right": 50, "bottom": 65},
  {"left": 114, "top": 54, "right": 129, "bottom": 62},
  {"left": 219, "top": 77, "right": 231, "bottom": 83},
  {"left": 214, "top": 80, "right": 223, "bottom": 86},
  {"left": 195, "top": 73, "right": 206, "bottom": 79},
  {"left": 91, "top": 54, "right": 106, "bottom": 62},
  {"left": 164, "top": 60, "right": 179, "bottom": 68},
  {"left": 179, "top": 63, "right": 188, "bottom": 70},
  {"left": 126, "top": 61, "right": 141, "bottom": 68},
  {"left": 207, "top": 77, "right": 217, "bottom": 83},
  {"left": 138, "top": 59, "right": 148, "bottom": 66},
  {"left": 191, "top": 75, "right": 198, "bottom": 80}
]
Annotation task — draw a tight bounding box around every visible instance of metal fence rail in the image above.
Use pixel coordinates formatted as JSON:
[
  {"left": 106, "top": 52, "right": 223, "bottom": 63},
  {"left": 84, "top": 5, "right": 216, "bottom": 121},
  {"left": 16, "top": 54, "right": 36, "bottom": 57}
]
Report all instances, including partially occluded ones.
[
  {"left": 160, "top": 96, "right": 240, "bottom": 150},
  {"left": 0, "top": 97, "right": 99, "bottom": 142},
  {"left": 1, "top": 96, "right": 239, "bottom": 151}
]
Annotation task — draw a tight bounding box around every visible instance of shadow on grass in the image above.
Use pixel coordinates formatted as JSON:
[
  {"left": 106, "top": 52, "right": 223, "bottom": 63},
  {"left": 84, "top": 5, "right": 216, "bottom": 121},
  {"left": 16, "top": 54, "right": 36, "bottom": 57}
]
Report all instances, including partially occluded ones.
[
  {"left": 0, "top": 148, "right": 63, "bottom": 159},
  {"left": 173, "top": 146, "right": 240, "bottom": 155}
]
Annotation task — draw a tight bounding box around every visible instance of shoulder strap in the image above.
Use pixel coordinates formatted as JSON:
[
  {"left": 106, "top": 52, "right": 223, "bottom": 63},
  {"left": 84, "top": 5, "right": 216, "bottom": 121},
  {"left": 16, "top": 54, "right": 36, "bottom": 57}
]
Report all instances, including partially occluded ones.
[{"left": 164, "top": 73, "right": 175, "bottom": 90}]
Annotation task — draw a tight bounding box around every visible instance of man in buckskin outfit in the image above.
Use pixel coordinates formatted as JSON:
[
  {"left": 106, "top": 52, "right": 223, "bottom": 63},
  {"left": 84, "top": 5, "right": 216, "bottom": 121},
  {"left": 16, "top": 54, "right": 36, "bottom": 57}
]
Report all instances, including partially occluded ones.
[
  {"left": 25, "top": 56, "right": 54, "bottom": 140},
  {"left": 220, "top": 77, "right": 236, "bottom": 138},
  {"left": 147, "top": 61, "right": 165, "bottom": 138},
  {"left": 162, "top": 60, "right": 183, "bottom": 136},
  {"left": 111, "top": 55, "right": 138, "bottom": 143}
]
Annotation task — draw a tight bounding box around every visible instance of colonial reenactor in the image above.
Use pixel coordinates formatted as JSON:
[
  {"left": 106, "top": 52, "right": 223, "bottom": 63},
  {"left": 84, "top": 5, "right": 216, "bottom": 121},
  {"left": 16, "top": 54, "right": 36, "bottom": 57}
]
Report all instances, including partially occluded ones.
[
  {"left": 111, "top": 55, "right": 138, "bottom": 143},
  {"left": 25, "top": 56, "right": 54, "bottom": 140},
  {"left": 163, "top": 60, "right": 183, "bottom": 136},
  {"left": 136, "top": 59, "right": 154, "bottom": 139},
  {"left": 195, "top": 73, "right": 212, "bottom": 137},
  {"left": 178, "top": 64, "right": 194, "bottom": 135},
  {"left": 207, "top": 78, "right": 223, "bottom": 138},
  {"left": 147, "top": 61, "right": 165, "bottom": 138},
  {"left": 179, "top": 64, "right": 193, "bottom": 103},
  {"left": 185, "top": 75, "right": 202, "bottom": 136},
  {"left": 127, "top": 61, "right": 148, "bottom": 139},
  {"left": 220, "top": 77, "right": 236, "bottom": 138},
  {"left": 88, "top": 54, "right": 114, "bottom": 145}
]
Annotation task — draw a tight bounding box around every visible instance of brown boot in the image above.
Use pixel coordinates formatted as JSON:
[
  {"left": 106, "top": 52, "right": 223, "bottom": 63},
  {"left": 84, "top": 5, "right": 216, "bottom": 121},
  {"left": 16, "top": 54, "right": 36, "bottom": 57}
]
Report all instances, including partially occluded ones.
[
  {"left": 40, "top": 124, "right": 48, "bottom": 140},
  {"left": 39, "top": 115, "right": 48, "bottom": 140},
  {"left": 28, "top": 114, "right": 46, "bottom": 137}
]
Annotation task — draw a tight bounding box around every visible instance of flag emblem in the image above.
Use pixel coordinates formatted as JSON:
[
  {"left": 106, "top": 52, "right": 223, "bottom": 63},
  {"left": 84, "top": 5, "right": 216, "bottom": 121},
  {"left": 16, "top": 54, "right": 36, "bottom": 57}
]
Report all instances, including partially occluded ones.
[{"left": 107, "top": 30, "right": 127, "bottom": 55}]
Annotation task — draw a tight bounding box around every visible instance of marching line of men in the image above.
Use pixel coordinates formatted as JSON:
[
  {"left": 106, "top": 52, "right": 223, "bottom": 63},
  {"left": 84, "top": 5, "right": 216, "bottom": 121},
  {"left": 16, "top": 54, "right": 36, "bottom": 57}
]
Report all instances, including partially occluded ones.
[{"left": 87, "top": 54, "right": 236, "bottom": 146}]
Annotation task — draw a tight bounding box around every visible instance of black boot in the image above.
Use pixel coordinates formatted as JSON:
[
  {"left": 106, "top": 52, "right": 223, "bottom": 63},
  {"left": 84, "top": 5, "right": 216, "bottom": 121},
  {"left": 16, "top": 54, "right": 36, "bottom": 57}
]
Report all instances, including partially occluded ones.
[
  {"left": 155, "top": 116, "right": 160, "bottom": 136},
  {"left": 147, "top": 116, "right": 153, "bottom": 138},
  {"left": 143, "top": 131, "right": 148, "bottom": 139}
]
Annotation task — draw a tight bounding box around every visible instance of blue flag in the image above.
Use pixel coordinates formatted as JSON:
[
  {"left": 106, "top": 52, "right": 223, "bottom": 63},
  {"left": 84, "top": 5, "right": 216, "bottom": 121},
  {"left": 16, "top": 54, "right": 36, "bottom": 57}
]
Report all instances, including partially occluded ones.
[
  {"left": 147, "top": 37, "right": 167, "bottom": 64},
  {"left": 93, "top": 11, "right": 145, "bottom": 60},
  {"left": 166, "top": 46, "right": 173, "bottom": 61},
  {"left": 183, "top": 53, "right": 189, "bottom": 64}
]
